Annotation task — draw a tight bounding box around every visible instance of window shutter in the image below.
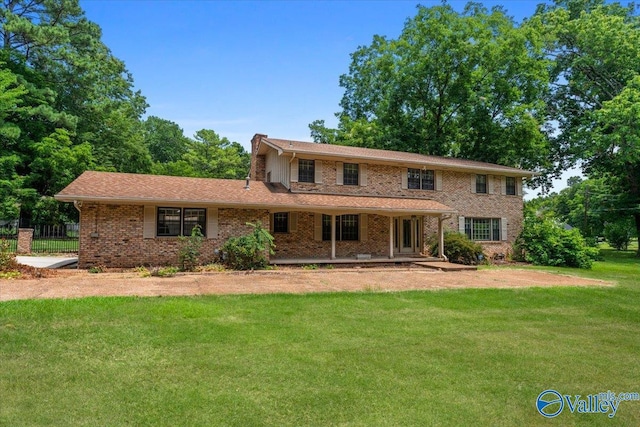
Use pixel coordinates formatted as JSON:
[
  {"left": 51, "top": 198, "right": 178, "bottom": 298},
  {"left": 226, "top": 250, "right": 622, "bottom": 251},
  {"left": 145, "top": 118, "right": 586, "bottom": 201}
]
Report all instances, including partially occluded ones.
[
  {"left": 360, "top": 214, "right": 368, "bottom": 241},
  {"left": 488, "top": 175, "right": 495, "bottom": 194},
  {"left": 207, "top": 208, "right": 219, "bottom": 238},
  {"left": 336, "top": 162, "right": 343, "bottom": 185},
  {"left": 290, "top": 212, "right": 298, "bottom": 233},
  {"left": 470, "top": 175, "right": 477, "bottom": 193},
  {"left": 269, "top": 213, "right": 274, "bottom": 233},
  {"left": 314, "top": 214, "right": 323, "bottom": 241},
  {"left": 401, "top": 169, "right": 408, "bottom": 189},
  {"left": 516, "top": 178, "right": 523, "bottom": 196},
  {"left": 360, "top": 164, "right": 368, "bottom": 186},
  {"left": 501, "top": 177, "right": 507, "bottom": 195},
  {"left": 143, "top": 206, "right": 156, "bottom": 239},
  {"left": 501, "top": 217, "right": 508, "bottom": 241},
  {"left": 459, "top": 216, "right": 465, "bottom": 234},
  {"left": 314, "top": 160, "right": 323, "bottom": 184},
  {"left": 435, "top": 170, "right": 443, "bottom": 191},
  {"left": 290, "top": 158, "right": 299, "bottom": 182}
]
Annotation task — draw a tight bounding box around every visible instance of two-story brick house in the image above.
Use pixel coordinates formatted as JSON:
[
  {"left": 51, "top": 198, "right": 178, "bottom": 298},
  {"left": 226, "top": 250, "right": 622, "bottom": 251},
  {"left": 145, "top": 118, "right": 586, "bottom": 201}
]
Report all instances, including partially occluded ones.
[{"left": 55, "top": 134, "right": 534, "bottom": 268}]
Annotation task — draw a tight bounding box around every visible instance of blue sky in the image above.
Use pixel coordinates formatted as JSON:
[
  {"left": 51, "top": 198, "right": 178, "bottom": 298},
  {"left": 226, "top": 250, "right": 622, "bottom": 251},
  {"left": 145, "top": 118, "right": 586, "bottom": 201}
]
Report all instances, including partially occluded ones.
[{"left": 80, "top": 0, "right": 572, "bottom": 196}]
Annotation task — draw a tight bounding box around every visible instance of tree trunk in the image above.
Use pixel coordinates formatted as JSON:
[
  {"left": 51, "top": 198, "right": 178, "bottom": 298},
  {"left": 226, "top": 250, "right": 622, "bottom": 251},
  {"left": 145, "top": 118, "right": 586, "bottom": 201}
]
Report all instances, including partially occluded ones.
[{"left": 635, "top": 212, "right": 640, "bottom": 257}]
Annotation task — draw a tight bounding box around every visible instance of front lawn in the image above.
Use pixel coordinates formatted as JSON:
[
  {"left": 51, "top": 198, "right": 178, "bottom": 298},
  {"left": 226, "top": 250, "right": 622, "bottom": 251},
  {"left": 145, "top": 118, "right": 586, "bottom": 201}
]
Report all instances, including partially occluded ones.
[{"left": 1, "top": 250, "right": 639, "bottom": 426}]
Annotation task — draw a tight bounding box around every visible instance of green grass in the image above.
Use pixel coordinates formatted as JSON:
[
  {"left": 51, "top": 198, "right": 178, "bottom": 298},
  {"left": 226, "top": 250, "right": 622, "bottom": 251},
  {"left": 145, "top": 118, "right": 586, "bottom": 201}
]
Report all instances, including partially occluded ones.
[
  {"left": 1, "top": 250, "right": 639, "bottom": 426},
  {"left": 30, "top": 238, "right": 78, "bottom": 253}
]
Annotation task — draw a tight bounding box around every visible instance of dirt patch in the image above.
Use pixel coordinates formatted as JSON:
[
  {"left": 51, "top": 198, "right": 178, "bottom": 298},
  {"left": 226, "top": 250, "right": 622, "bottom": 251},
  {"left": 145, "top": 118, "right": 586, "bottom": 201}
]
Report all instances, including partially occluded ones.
[{"left": 0, "top": 267, "right": 612, "bottom": 301}]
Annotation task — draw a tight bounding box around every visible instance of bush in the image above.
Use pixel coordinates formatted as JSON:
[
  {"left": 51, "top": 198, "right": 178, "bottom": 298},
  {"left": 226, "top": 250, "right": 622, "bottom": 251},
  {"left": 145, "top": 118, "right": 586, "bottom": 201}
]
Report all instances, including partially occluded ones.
[
  {"left": 0, "top": 239, "right": 18, "bottom": 272},
  {"left": 430, "top": 231, "right": 486, "bottom": 265},
  {"left": 514, "top": 214, "right": 599, "bottom": 269},
  {"left": 151, "top": 266, "right": 179, "bottom": 277},
  {"left": 221, "top": 222, "right": 275, "bottom": 270},
  {"left": 604, "top": 220, "right": 633, "bottom": 251},
  {"left": 178, "top": 225, "right": 204, "bottom": 271}
]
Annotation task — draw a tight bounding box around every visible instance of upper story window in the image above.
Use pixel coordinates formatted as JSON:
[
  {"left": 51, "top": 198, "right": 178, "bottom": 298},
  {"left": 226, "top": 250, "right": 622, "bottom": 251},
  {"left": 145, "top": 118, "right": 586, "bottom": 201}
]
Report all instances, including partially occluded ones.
[
  {"left": 408, "top": 168, "right": 435, "bottom": 190},
  {"left": 343, "top": 163, "right": 359, "bottom": 186},
  {"left": 476, "top": 174, "right": 487, "bottom": 194},
  {"left": 157, "top": 207, "right": 206, "bottom": 237},
  {"left": 298, "top": 159, "right": 315, "bottom": 183},
  {"left": 273, "top": 212, "right": 289, "bottom": 233},
  {"left": 505, "top": 176, "right": 516, "bottom": 195}
]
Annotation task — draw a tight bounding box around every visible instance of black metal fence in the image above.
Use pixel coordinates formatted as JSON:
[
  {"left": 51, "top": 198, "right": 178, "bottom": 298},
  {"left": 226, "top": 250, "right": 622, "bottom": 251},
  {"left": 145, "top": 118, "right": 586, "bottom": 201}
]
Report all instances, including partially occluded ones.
[
  {"left": 0, "top": 220, "right": 18, "bottom": 252},
  {"left": 31, "top": 224, "right": 79, "bottom": 253}
]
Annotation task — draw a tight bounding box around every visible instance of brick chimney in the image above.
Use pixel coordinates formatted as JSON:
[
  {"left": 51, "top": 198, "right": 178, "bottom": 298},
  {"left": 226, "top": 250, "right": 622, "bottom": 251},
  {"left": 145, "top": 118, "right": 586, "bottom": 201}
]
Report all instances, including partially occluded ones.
[{"left": 249, "top": 133, "right": 267, "bottom": 181}]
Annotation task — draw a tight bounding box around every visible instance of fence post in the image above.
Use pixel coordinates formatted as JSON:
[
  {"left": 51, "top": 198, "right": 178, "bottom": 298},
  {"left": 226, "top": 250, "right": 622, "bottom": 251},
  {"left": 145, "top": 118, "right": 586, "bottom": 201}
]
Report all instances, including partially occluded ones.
[{"left": 17, "top": 228, "right": 33, "bottom": 254}]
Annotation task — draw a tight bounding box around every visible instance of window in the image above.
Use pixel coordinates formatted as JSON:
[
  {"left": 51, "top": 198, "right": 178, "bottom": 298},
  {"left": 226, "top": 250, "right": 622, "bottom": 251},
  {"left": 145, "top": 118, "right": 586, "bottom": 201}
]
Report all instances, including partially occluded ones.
[
  {"left": 505, "top": 176, "right": 516, "bottom": 195},
  {"left": 340, "top": 214, "right": 359, "bottom": 241},
  {"left": 322, "top": 214, "right": 359, "bottom": 241},
  {"left": 408, "top": 168, "right": 435, "bottom": 190},
  {"left": 273, "top": 212, "right": 289, "bottom": 233},
  {"left": 465, "top": 218, "right": 501, "bottom": 241},
  {"left": 183, "top": 208, "right": 206, "bottom": 236},
  {"left": 298, "top": 159, "right": 315, "bottom": 183},
  {"left": 343, "top": 163, "right": 359, "bottom": 186},
  {"left": 157, "top": 207, "right": 206, "bottom": 237},
  {"left": 476, "top": 174, "right": 487, "bottom": 194}
]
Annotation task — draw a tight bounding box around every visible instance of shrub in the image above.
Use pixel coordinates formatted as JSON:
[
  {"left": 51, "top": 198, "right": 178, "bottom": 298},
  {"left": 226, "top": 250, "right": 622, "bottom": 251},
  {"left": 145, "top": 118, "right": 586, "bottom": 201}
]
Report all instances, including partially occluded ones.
[
  {"left": 88, "top": 265, "right": 106, "bottom": 274},
  {"left": 151, "top": 266, "right": 179, "bottom": 277},
  {"left": 221, "top": 222, "right": 275, "bottom": 270},
  {"left": 0, "top": 239, "right": 18, "bottom": 272},
  {"left": 430, "top": 231, "right": 486, "bottom": 265},
  {"left": 514, "top": 214, "right": 599, "bottom": 269},
  {"left": 604, "top": 220, "right": 633, "bottom": 251},
  {"left": 178, "top": 225, "right": 204, "bottom": 271}
]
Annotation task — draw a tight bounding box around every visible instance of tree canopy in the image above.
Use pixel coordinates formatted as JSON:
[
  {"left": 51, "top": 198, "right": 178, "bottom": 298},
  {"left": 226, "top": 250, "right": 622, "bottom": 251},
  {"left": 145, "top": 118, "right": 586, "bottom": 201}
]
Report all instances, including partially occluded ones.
[
  {"left": 311, "top": 3, "right": 551, "bottom": 174},
  {"left": 0, "top": 0, "right": 249, "bottom": 225},
  {"left": 311, "top": 0, "right": 640, "bottom": 255}
]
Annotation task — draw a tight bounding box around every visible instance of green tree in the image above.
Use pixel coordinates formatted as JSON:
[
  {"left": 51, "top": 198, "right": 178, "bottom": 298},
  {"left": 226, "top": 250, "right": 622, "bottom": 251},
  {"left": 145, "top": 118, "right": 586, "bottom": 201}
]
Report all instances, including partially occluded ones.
[
  {"left": 143, "top": 116, "right": 191, "bottom": 164},
  {"left": 1, "top": 0, "right": 151, "bottom": 223},
  {"left": 183, "top": 129, "right": 250, "bottom": 179},
  {"left": 313, "top": 2, "right": 551, "bottom": 174},
  {"left": 534, "top": 0, "right": 640, "bottom": 255}
]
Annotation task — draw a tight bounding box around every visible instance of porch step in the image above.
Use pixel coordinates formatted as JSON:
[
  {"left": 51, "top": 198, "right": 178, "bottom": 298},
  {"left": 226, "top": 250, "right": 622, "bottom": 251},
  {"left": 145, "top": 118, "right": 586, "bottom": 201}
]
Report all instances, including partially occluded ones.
[{"left": 412, "top": 261, "right": 477, "bottom": 272}]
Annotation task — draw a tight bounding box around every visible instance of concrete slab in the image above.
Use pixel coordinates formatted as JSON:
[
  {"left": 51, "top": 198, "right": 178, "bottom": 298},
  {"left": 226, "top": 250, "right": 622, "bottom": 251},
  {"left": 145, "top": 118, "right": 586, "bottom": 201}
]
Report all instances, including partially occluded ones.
[
  {"left": 16, "top": 256, "right": 78, "bottom": 269},
  {"left": 413, "top": 261, "right": 477, "bottom": 272}
]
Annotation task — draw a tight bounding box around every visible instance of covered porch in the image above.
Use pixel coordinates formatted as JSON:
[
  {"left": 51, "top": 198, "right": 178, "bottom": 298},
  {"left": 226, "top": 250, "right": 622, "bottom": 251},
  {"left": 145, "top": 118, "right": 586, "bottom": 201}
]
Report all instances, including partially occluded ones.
[{"left": 268, "top": 205, "right": 455, "bottom": 263}]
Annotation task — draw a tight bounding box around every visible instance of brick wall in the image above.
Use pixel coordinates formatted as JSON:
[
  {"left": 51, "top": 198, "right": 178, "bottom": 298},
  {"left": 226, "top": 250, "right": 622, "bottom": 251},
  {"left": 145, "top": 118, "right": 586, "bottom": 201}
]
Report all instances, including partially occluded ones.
[
  {"left": 272, "top": 213, "right": 391, "bottom": 259},
  {"left": 289, "top": 162, "right": 523, "bottom": 256},
  {"left": 77, "top": 203, "right": 269, "bottom": 268}
]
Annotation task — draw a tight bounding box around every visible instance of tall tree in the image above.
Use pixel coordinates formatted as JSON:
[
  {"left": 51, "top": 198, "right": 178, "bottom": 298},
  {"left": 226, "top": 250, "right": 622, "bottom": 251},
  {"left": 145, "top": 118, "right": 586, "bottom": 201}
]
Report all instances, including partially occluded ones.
[
  {"left": 312, "top": 2, "right": 551, "bottom": 174},
  {"left": 143, "top": 116, "right": 191, "bottom": 164},
  {"left": 533, "top": 0, "right": 640, "bottom": 255},
  {"left": 152, "top": 129, "right": 251, "bottom": 180},
  {"left": 1, "top": 0, "right": 150, "bottom": 223}
]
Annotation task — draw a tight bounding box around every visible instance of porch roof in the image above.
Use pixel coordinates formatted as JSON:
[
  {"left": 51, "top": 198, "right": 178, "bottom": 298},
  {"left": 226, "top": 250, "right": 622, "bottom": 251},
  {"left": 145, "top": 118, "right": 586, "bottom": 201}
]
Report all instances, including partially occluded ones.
[{"left": 55, "top": 171, "right": 455, "bottom": 216}]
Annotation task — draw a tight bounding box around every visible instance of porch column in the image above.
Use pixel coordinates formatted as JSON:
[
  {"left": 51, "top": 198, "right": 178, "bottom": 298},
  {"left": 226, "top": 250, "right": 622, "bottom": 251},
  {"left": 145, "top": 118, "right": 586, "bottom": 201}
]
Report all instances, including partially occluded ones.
[
  {"left": 438, "top": 215, "right": 445, "bottom": 259},
  {"left": 388, "top": 216, "right": 394, "bottom": 259},
  {"left": 330, "top": 214, "right": 336, "bottom": 260}
]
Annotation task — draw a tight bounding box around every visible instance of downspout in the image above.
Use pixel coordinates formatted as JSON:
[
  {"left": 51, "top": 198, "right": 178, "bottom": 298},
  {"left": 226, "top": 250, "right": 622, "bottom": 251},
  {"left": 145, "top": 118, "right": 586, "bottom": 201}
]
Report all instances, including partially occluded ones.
[
  {"left": 73, "top": 200, "right": 83, "bottom": 212},
  {"left": 438, "top": 214, "right": 452, "bottom": 262}
]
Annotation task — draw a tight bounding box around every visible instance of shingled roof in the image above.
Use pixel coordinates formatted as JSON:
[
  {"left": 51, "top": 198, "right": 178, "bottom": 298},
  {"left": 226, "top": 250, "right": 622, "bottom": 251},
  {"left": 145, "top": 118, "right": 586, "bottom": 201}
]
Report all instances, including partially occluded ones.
[
  {"left": 259, "top": 137, "right": 536, "bottom": 177},
  {"left": 55, "top": 171, "right": 455, "bottom": 215}
]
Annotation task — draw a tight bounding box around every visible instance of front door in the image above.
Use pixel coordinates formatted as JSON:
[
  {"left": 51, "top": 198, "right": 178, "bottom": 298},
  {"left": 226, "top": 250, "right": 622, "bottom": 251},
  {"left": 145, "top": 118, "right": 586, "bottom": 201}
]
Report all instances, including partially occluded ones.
[{"left": 396, "top": 216, "right": 421, "bottom": 254}]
